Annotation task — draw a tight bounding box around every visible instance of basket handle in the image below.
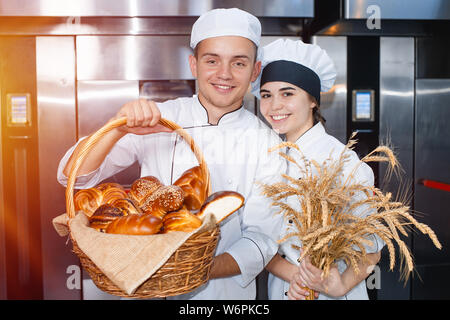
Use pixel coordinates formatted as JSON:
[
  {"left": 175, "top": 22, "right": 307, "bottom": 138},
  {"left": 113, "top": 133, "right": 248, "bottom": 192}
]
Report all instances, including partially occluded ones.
[{"left": 65, "top": 117, "right": 211, "bottom": 219}]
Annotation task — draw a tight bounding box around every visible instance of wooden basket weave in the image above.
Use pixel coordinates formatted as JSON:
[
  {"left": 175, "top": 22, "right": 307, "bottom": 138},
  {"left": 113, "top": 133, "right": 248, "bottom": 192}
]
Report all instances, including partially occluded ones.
[{"left": 65, "top": 117, "right": 220, "bottom": 298}]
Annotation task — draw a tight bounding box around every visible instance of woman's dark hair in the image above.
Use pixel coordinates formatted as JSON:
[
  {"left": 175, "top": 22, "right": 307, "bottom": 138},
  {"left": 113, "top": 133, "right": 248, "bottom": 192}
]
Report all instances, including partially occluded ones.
[{"left": 311, "top": 97, "right": 326, "bottom": 126}]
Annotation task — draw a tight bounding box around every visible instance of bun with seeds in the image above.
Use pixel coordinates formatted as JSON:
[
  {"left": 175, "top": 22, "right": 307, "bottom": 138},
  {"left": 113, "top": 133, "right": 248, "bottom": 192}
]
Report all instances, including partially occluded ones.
[
  {"left": 129, "top": 176, "right": 163, "bottom": 206},
  {"left": 141, "top": 185, "right": 184, "bottom": 218}
]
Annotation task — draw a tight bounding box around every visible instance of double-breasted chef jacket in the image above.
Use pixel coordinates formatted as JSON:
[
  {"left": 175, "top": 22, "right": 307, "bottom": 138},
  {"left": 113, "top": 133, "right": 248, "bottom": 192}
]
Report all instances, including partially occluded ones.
[
  {"left": 268, "top": 122, "right": 385, "bottom": 300},
  {"left": 58, "top": 95, "right": 286, "bottom": 300}
]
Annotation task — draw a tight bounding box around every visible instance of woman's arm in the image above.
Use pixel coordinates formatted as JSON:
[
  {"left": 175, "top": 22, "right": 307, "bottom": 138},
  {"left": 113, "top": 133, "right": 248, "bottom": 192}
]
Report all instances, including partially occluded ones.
[{"left": 265, "top": 253, "right": 297, "bottom": 282}]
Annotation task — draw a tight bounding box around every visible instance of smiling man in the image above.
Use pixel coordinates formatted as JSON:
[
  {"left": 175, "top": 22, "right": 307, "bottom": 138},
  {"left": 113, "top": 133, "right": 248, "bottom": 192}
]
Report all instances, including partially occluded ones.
[
  {"left": 190, "top": 35, "right": 259, "bottom": 124},
  {"left": 58, "top": 8, "right": 285, "bottom": 300}
]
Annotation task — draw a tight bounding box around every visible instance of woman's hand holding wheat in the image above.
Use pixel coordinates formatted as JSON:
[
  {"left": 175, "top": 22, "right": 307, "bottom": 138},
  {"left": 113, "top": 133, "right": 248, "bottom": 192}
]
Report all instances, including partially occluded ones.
[{"left": 295, "top": 254, "right": 347, "bottom": 298}]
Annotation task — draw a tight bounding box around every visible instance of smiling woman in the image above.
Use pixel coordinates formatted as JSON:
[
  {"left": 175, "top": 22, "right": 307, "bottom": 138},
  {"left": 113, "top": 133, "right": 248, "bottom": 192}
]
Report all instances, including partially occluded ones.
[
  {"left": 259, "top": 83, "right": 316, "bottom": 142},
  {"left": 252, "top": 39, "right": 391, "bottom": 300}
]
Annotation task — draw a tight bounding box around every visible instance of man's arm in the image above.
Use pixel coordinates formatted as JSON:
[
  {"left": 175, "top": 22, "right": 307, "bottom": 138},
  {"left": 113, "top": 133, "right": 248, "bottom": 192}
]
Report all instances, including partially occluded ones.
[
  {"left": 62, "top": 127, "right": 126, "bottom": 177},
  {"left": 209, "top": 253, "right": 241, "bottom": 279},
  {"left": 62, "top": 99, "right": 168, "bottom": 178},
  {"left": 223, "top": 129, "right": 286, "bottom": 287}
]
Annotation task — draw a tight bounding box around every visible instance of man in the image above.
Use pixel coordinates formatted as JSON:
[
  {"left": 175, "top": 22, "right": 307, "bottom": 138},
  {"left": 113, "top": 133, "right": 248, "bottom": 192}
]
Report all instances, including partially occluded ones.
[{"left": 58, "top": 8, "right": 285, "bottom": 299}]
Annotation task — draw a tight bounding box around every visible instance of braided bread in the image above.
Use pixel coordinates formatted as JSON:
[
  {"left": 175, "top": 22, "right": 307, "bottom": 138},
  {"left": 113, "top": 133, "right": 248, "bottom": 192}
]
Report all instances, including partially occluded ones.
[
  {"left": 98, "top": 182, "right": 128, "bottom": 205},
  {"left": 74, "top": 187, "right": 103, "bottom": 217},
  {"left": 74, "top": 182, "right": 127, "bottom": 217},
  {"left": 161, "top": 208, "right": 202, "bottom": 233},
  {"left": 89, "top": 204, "right": 125, "bottom": 232},
  {"left": 105, "top": 214, "right": 163, "bottom": 235},
  {"left": 110, "top": 198, "right": 142, "bottom": 216},
  {"left": 174, "top": 166, "right": 207, "bottom": 211}
]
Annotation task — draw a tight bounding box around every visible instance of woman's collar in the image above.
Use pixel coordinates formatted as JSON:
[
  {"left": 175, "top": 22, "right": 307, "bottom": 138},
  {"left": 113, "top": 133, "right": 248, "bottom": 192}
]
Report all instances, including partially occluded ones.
[{"left": 294, "top": 122, "right": 326, "bottom": 146}]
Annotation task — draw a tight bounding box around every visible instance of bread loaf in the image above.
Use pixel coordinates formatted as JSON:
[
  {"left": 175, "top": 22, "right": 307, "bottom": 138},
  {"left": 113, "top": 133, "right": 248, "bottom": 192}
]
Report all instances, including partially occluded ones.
[
  {"left": 141, "top": 185, "right": 184, "bottom": 218},
  {"left": 89, "top": 203, "right": 125, "bottom": 232},
  {"left": 197, "top": 191, "right": 244, "bottom": 224},
  {"left": 105, "top": 214, "right": 163, "bottom": 235},
  {"left": 74, "top": 182, "right": 127, "bottom": 217},
  {"left": 129, "top": 176, "right": 163, "bottom": 206},
  {"left": 161, "top": 208, "right": 202, "bottom": 233},
  {"left": 96, "top": 182, "right": 127, "bottom": 205},
  {"left": 110, "top": 198, "right": 142, "bottom": 215},
  {"left": 174, "top": 166, "right": 207, "bottom": 211},
  {"left": 74, "top": 187, "right": 103, "bottom": 217}
]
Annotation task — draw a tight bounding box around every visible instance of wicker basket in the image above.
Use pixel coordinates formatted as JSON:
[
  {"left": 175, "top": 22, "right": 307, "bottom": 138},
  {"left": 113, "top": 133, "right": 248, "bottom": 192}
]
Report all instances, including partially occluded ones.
[{"left": 65, "top": 117, "right": 220, "bottom": 298}]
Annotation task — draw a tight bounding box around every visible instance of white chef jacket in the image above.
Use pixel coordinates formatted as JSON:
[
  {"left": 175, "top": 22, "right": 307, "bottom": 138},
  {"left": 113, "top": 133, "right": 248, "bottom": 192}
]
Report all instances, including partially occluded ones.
[
  {"left": 57, "top": 95, "right": 286, "bottom": 300},
  {"left": 268, "top": 122, "right": 385, "bottom": 300}
]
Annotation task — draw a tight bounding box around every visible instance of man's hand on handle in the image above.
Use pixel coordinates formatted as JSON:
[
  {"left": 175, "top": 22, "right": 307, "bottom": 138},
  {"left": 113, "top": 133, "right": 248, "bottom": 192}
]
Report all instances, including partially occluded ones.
[{"left": 113, "top": 98, "right": 172, "bottom": 135}]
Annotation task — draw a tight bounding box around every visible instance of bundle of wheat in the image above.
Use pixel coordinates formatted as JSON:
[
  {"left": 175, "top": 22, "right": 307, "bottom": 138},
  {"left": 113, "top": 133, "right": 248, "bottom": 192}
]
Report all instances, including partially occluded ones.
[{"left": 260, "top": 133, "right": 441, "bottom": 293}]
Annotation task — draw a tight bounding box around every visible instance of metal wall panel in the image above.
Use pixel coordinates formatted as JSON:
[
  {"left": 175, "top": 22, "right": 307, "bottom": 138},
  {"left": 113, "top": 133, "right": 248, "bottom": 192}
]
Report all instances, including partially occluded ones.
[
  {"left": 77, "top": 81, "right": 139, "bottom": 137},
  {"left": 0, "top": 0, "right": 314, "bottom": 17},
  {"left": 412, "top": 265, "right": 450, "bottom": 299},
  {"left": 77, "top": 80, "right": 140, "bottom": 189},
  {"left": 414, "top": 79, "right": 450, "bottom": 264},
  {"left": 313, "top": 36, "right": 347, "bottom": 144},
  {"left": 0, "top": 87, "right": 5, "bottom": 299},
  {"left": 414, "top": 79, "right": 450, "bottom": 299},
  {"left": 379, "top": 37, "right": 415, "bottom": 193},
  {"left": 77, "top": 36, "right": 193, "bottom": 81},
  {"left": 1, "top": 36, "right": 43, "bottom": 299},
  {"left": 378, "top": 37, "right": 415, "bottom": 300},
  {"left": 0, "top": 16, "right": 303, "bottom": 37},
  {"left": 345, "top": 0, "right": 450, "bottom": 20},
  {"left": 36, "top": 36, "right": 80, "bottom": 299}
]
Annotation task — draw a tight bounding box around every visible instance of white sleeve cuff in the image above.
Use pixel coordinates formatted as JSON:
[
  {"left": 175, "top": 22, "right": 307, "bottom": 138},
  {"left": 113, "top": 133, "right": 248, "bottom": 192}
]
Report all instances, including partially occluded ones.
[
  {"left": 56, "top": 136, "right": 104, "bottom": 189},
  {"left": 225, "top": 233, "right": 278, "bottom": 288}
]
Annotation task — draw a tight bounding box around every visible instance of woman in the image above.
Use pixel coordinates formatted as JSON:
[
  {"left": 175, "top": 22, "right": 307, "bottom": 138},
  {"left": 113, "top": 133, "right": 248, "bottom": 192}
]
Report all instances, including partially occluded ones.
[{"left": 251, "top": 39, "right": 384, "bottom": 300}]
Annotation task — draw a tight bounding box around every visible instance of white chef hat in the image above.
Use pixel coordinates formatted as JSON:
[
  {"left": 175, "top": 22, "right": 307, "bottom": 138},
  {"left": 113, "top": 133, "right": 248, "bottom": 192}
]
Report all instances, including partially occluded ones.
[
  {"left": 251, "top": 38, "right": 337, "bottom": 104},
  {"left": 190, "top": 8, "right": 261, "bottom": 49}
]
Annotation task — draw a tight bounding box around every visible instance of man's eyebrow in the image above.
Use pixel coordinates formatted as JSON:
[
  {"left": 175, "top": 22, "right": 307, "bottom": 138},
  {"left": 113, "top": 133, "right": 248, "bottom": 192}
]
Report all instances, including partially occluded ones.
[
  {"left": 260, "top": 89, "right": 270, "bottom": 93},
  {"left": 200, "top": 53, "right": 251, "bottom": 60},
  {"left": 233, "top": 55, "right": 251, "bottom": 60},
  {"left": 201, "top": 53, "right": 220, "bottom": 58}
]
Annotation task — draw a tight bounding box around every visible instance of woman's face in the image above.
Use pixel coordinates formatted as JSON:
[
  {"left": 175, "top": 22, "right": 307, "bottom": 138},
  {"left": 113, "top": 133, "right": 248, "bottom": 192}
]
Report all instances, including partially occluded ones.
[{"left": 259, "top": 81, "right": 316, "bottom": 142}]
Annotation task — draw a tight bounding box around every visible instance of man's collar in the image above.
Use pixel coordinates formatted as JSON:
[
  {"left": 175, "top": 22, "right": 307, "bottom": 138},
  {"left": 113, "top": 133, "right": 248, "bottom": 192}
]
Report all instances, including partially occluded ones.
[{"left": 192, "top": 95, "right": 246, "bottom": 126}]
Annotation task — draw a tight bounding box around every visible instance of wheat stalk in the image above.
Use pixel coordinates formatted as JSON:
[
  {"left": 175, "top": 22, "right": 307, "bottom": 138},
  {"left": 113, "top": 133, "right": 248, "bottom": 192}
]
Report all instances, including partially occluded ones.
[{"left": 259, "top": 135, "right": 442, "bottom": 282}]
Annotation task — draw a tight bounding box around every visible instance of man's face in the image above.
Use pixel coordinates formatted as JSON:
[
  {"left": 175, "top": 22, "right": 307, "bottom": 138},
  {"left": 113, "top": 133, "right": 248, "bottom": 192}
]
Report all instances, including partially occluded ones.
[{"left": 189, "top": 36, "right": 261, "bottom": 112}]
